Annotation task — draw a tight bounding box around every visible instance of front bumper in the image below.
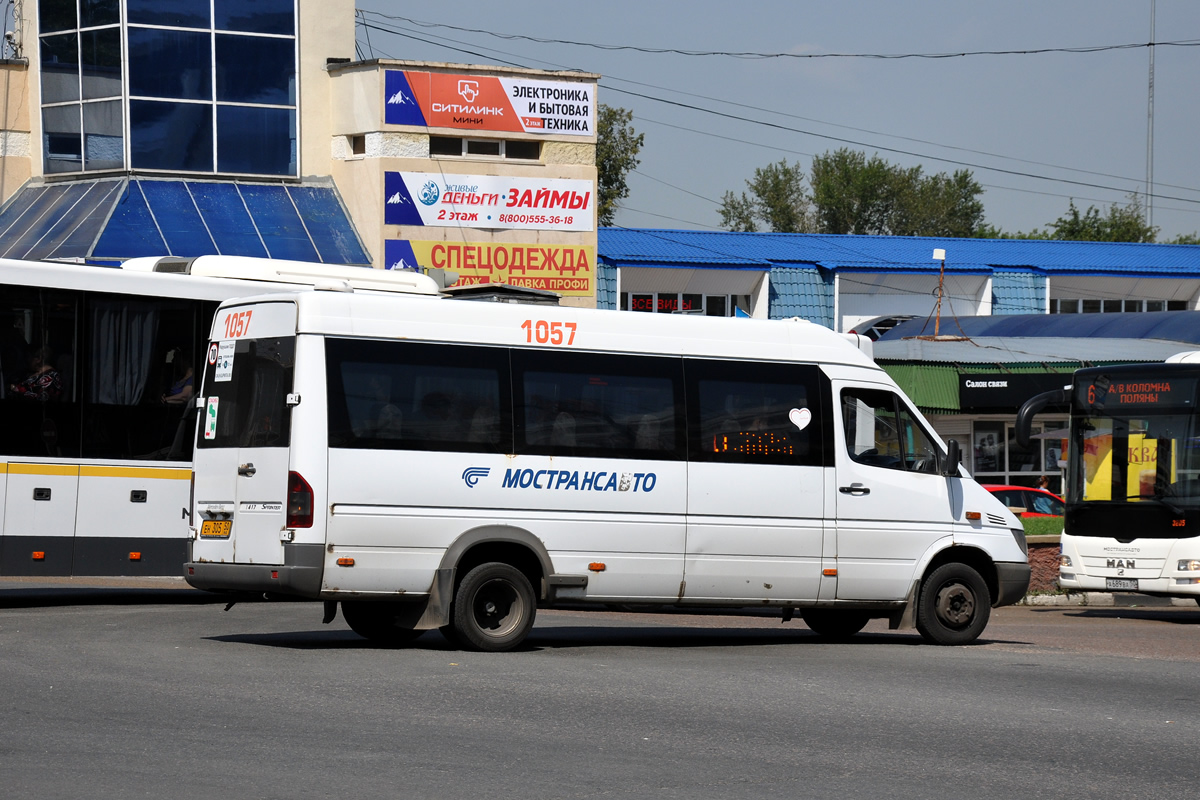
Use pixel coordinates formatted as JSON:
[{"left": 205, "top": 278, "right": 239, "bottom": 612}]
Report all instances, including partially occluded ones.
[{"left": 995, "top": 561, "right": 1032, "bottom": 606}]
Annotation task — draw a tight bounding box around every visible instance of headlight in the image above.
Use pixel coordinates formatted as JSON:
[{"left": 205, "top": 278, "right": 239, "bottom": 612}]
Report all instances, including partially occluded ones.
[
  {"left": 1060, "top": 555, "right": 1073, "bottom": 568},
  {"left": 1011, "top": 527, "right": 1028, "bottom": 555},
  {"left": 1178, "top": 559, "right": 1200, "bottom": 572}
]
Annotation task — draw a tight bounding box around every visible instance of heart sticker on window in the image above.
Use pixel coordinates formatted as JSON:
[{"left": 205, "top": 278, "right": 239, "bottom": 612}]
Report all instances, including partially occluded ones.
[{"left": 789, "top": 407, "right": 811, "bottom": 432}]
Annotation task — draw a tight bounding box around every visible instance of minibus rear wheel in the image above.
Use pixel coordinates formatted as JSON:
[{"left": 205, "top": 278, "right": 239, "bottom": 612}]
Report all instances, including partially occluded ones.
[
  {"left": 916, "top": 563, "right": 991, "bottom": 645},
  {"left": 450, "top": 562, "right": 537, "bottom": 652},
  {"left": 341, "top": 601, "right": 426, "bottom": 647},
  {"left": 799, "top": 609, "right": 871, "bottom": 640}
]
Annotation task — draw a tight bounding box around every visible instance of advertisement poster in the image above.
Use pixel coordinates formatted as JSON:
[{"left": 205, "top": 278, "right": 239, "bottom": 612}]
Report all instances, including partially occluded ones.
[
  {"left": 385, "top": 239, "right": 594, "bottom": 297},
  {"left": 384, "top": 70, "right": 594, "bottom": 136},
  {"left": 384, "top": 171, "right": 593, "bottom": 232}
]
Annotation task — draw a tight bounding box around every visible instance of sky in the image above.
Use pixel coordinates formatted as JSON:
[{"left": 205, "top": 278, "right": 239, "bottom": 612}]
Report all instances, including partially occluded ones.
[{"left": 353, "top": 1, "right": 1200, "bottom": 241}]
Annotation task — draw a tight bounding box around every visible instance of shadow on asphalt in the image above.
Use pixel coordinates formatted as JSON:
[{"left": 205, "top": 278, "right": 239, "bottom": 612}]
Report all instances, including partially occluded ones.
[
  {"left": 207, "top": 625, "right": 936, "bottom": 651},
  {"left": 0, "top": 587, "right": 240, "bottom": 609}
]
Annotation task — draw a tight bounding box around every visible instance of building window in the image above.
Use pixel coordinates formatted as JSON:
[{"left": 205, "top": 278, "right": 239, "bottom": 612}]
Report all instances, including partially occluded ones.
[
  {"left": 429, "top": 136, "right": 542, "bottom": 161},
  {"left": 971, "top": 420, "right": 1067, "bottom": 494},
  {"left": 1052, "top": 298, "right": 1188, "bottom": 314},
  {"left": 619, "top": 292, "right": 744, "bottom": 317},
  {"left": 38, "top": 0, "right": 297, "bottom": 177}
]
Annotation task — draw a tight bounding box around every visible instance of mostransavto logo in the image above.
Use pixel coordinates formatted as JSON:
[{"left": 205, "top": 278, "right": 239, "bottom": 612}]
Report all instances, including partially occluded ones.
[{"left": 462, "top": 467, "right": 490, "bottom": 488}]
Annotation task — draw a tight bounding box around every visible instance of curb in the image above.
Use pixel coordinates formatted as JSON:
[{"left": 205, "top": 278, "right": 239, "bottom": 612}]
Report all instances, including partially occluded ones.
[{"left": 1020, "top": 592, "right": 1198, "bottom": 607}]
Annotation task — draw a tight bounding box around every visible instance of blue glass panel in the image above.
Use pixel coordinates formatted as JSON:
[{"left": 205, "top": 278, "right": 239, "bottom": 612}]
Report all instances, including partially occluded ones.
[
  {"left": 188, "top": 182, "right": 269, "bottom": 257},
  {"left": 56, "top": 180, "right": 125, "bottom": 259},
  {"left": 238, "top": 184, "right": 318, "bottom": 262},
  {"left": 40, "top": 33, "right": 79, "bottom": 104},
  {"left": 215, "top": 34, "right": 295, "bottom": 105},
  {"left": 288, "top": 186, "right": 371, "bottom": 266},
  {"left": 38, "top": 0, "right": 76, "bottom": 35},
  {"left": 139, "top": 181, "right": 219, "bottom": 257},
  {"left": 93, "top": 183, "right": 170, "bottom": 259},
  {"left": 81, "top": 28, "right": 122, "bottom": 100},
  {"left": 130, "top": 100, "right": 213, "bottom": 172},
  {"left": 127, "top": 0, "right": 209, "bottom": 28},
  {"left": 80, "top": 0, "right": 120, "bottom": 28},
  {"left": 128, "top": 29, "right": 211, "bottom": 100},
  {"left": 83, "top": 100, "right": 123, "bottom": 171},
  {"left": 0, "top": 185, "right": 48, "bottom": 247},
  {"left": 216, "top": 106, "right": 295, "bottom": 176},
  {"left": 24, "top": 181, "right": 115, "bottom": 261},
  {"left": 43, "top": 105, "right": 83, "bottom": 174},
  {"left": 215, "top": 0, "right": 294, "bottom": 35},
  {"left": 1, "top": 183, "right": 83, "bottom": 259}
]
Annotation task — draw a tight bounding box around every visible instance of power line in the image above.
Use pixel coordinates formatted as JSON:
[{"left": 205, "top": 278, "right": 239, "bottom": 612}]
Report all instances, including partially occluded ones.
[{"left": 359, "top": 13, "right": 1200, "bottom": 61}]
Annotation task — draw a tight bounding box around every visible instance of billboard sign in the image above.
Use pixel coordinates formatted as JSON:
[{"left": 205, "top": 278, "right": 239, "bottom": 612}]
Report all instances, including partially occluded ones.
[
  {"left": 384, "top": 70, "right": 594, "bottom": 136},
  {"left": 384, "top": 239, "right": 594, "bottom": 297},
  {"left": 384, "top": 171, "right": 593, "bottom": 231}
]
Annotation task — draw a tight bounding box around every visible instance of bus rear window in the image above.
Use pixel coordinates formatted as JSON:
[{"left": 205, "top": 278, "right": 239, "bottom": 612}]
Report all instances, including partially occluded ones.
[{"left": 197, "top": 337, "right": 295, "bottom": 448}]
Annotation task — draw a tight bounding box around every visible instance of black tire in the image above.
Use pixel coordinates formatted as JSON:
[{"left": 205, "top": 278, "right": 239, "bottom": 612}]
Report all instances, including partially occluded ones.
[
  {"left": 916, "top": 563, "right": 991, "bottom": 645},
  {"left": 800, "top": 609, "right": 871, "bottom": 640},
  {"left": 341, "top": 601, "right": 426, "bottom": 647},
  {"left": 448, "top": 562, "right": 537, "bottom": 652}
]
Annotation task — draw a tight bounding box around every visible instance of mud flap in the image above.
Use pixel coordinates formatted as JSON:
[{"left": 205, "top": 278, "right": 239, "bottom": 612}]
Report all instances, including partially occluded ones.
[{"left": 889, "top": 580, "right": 920, "bottom": 630}]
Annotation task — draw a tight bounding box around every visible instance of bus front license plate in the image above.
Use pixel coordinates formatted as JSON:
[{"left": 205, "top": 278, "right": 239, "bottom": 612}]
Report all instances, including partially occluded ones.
[
  {"left": 200, "top": 520, "right": 232, "bottom": 539},
  {"left": 1106, "top": 578, "right": 1138, "bottom": 591}
]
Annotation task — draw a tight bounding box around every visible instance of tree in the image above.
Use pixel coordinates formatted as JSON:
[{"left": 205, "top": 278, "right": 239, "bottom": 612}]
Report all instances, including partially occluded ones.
[
  {"left": 1047, "top": 193, "right": 1157, "bottom": 243},
  {"left": 719, "top": 160, "right": 814, "bottom": 233},
  {"left": 595, "top": 105, "right": 644, "bottom": 227},
  {"left": 1167, "top": 232, "right": 1200, "bottom": 245},
  {"left": 721, "top": 148, "right": 986, "bottom": 237}
]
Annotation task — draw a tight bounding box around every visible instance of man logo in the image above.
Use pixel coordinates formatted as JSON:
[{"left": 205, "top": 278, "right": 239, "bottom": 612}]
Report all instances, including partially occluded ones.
[
  {"left": 462, "top": 467, "right": 490, "bottom": 488},
  {"left": 458, "top": 80, "right": 480, "bottom": 103}
]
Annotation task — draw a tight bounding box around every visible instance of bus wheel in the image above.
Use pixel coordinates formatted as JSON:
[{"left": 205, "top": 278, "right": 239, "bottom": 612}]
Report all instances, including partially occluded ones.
[
  {"left": 916, "top": 563, "right": 991, "bottom": 645},
  {"left": 341, "top": 601, "right": 426, "bottom": 647},
  {"left": 800, "top": 609, "right": 871, "bottom": 640},
  {"left": 451, "top": 562, "right": 536, "bottom": 652}
]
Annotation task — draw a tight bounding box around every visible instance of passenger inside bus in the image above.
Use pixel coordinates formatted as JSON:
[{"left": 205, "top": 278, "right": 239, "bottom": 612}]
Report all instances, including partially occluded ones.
[{"left": 7, "top": 346, "right": 64, "bottom": 402}]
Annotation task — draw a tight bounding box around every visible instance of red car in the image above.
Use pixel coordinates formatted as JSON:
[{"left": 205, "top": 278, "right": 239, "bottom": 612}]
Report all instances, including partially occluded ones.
[{"left": 982, "top": 484, "right": 1065, "bottom": 518}]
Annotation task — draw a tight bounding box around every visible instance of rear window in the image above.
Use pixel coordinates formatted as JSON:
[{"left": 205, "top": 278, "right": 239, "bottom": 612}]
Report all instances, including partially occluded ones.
[{"left": 197, "top": 337, "right": 295, "bottom": 448}]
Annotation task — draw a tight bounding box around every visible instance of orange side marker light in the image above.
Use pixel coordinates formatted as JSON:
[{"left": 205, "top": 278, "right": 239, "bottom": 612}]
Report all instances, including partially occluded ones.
[
  {"left": 588, "top": 562, "right": 607, "bottom": 572},
  {"left": 965, "top": 511, "right": 982, "bottom": 521},
  {"left": 129, "top": 552, "right": 142, "bottom": 562},
  {"left": 822, "top": 568, "right": 838, "bottom": 577},
  {"left": 336, "top": 557, "right": 355, "bottom": 567},
  {"left": 32, "top": 551, "right": 45, "bottom": 561}
]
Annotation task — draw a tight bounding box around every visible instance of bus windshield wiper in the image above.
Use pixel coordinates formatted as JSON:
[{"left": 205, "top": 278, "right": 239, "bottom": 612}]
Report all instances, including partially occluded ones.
[{"left": 1135, "top": 493, "right": 1185, "bottom": 516}]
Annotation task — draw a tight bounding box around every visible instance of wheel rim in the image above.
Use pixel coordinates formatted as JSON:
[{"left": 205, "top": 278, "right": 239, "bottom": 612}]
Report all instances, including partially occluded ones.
[
  {"left": 470, "top": 578, "right": 524, "bottom": 638},
  {"left": 933, "top": 580, "right": 976, "bottom": 629}
]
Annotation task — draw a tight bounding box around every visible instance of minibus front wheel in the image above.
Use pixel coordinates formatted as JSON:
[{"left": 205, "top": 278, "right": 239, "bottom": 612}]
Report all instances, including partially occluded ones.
[
  {"left": 915, "top": 562, "right": 991, "bottom": 645},
  {"left": 450, "top": 562, "right": 537, "bottom": 652}
]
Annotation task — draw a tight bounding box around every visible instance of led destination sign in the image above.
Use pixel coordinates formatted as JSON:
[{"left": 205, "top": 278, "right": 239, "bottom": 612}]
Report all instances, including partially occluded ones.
[{"left": 1076, "top": 376, "right": 1199, "bottom": 410}]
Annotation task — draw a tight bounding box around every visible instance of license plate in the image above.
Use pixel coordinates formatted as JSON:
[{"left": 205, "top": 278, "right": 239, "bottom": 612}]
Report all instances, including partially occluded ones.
[
  {"left": 1106, "top": 578, "right": 1138, "bottom": 591},
  {"left": 200, "top": 520, "right": 232, "bottom": 539}
]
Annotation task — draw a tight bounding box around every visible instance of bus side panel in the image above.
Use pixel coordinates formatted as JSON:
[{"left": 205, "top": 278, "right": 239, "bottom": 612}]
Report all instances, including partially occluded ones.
[
  {"left": 1, "top": 463, "right": 79, "bottom": 576},
  {"left": 324, "top": 450, "right": 687, "bottom": 600},
  {"left": 72, "top": 466, "right": 192, "bottom": 575}
]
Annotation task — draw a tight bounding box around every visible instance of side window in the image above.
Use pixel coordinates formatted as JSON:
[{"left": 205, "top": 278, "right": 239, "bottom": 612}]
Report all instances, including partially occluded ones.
[
  {"left": 512, "top": 349, "right": 683, "bottom": 460},
  {"left": 842, "top": 388, "right": 941, "bottom": 474},
  {"left": 686, "top": 359, "right": 825, "bottom": 467},
  {"left": 993, "top": 490, "right": 1028, "bottom": 512},
  {"left": 325, "top": 339, "right": 510, "bottom": 454},
  {"left": 0, "top": 285, "right": 81, "bottom": 458},
  {"left": 1031, "top": 493, "right": 1064, "bottom": 515}
]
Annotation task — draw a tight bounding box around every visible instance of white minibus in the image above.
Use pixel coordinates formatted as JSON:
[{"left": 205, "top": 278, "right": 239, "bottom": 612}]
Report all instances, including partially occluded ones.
[{"left": 186, "top": 288, "right": 1030, "bottom": 650}]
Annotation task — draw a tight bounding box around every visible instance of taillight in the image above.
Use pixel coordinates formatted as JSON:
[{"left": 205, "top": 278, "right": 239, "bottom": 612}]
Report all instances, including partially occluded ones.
[{"left": 287, "top": 471, "right": 314, "bottom": 528}]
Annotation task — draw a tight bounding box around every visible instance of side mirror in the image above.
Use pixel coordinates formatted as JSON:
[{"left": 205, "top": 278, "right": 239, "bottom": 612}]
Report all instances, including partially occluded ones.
[{"left": 941, "top": 438, "right": 961, "bottom": 477}]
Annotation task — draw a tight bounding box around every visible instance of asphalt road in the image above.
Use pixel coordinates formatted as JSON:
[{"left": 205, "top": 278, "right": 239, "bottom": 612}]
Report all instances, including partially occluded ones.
[{"left": 1, "top": 583, "right": 1197, "bottom": 800}]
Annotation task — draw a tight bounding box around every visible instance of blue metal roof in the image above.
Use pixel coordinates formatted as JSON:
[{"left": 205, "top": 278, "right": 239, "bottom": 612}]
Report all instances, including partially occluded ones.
[
  {"left": 598, "top": 228, "right": 1200, "bottom": 277},
  {"left": 0, "top": 178, "right": 371, "bottom": 265},
  {"left": 881, "top": 311, "right": 1200, "bottom": 344}
]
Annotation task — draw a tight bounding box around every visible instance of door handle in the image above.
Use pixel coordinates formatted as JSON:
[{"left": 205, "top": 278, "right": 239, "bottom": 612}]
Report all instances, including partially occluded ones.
[
  {"left": 839, "top": 484, "right": 870, "bottom": 495},
  {"left": 238, "top": 462, "right": 256, "bottom": 477}
]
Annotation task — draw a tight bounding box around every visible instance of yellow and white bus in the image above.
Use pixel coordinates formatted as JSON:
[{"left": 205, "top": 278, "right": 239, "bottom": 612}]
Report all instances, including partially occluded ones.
[
  {"left": 0, "top": 256, "right": 436, "bottom": 577},
  {"left": 186, "top": 285, "right": 1030, "bottom": 650}
]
